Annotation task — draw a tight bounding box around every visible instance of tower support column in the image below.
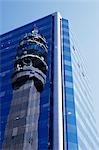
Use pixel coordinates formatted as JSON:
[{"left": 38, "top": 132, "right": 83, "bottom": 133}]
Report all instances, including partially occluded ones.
[
  {"left": 3, "top": 80, "right": 40, "bottom": 150},
  {"left": 3, "top": 28, "right": 48, "bottom": 150}
]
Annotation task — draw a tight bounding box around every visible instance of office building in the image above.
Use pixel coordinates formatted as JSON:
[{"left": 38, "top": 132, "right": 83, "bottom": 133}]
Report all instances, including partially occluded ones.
[{"left": 0, "top": 12, "right": 99, "bottom": 150}]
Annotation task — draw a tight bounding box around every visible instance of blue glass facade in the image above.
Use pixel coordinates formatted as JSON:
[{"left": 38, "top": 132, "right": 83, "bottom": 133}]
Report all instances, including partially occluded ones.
[
  {"left": 0, "top": 12, "right": 99, "bottom": 150},
  {"left": 0, "top": 15, "right": 54, "bottom": 149},
  {"left": 71, "top": 37, "right": 99, "bottom": 149},
  {"left": 62, "top": 19, "right": 78, "bottom": 150}
]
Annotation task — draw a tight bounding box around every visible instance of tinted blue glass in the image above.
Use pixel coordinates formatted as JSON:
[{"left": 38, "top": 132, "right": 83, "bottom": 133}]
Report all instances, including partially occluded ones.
[
  {"left": 64, "top": 65, "right": 72, "bottom": 71},
  {"left": 62, "top": 18, "right": 78, "bottom": 150},
  {"left": 68, "top": 133, "right": 78, "bottom": 143},
  {"left": 67, "top": 115, "right": 76, "bottom": 125},
  {"left": 64, "top": 55, "right": 71, "bottom": 61},
  {"left": 65, "top": 75, "right": 73, "bottom": 82},
  {"left": 0, "top": 15, "right": 53, "bottom": 149},
  {"left": 66, "top": 95, "right": 74, "bottom": 101},
  {"left": 63, "top": 38, "right": 70, "bottom": 44},
  {"left": 66, "top": 87, "right": 74, "bottom": 95},
  {"left": 66, "top": 101, "right": 75, "bottom": 109}
]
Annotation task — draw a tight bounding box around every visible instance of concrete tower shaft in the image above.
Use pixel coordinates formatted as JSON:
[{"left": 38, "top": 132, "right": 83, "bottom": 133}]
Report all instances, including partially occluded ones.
[{"left": 3, "top": 28, "right": 48, "bottom": 150}]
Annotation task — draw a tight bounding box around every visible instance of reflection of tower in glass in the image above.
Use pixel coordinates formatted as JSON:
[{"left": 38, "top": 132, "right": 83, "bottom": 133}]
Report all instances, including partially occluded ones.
[{"left": 3, "top": 28, "right": 48, "bottom": 150}]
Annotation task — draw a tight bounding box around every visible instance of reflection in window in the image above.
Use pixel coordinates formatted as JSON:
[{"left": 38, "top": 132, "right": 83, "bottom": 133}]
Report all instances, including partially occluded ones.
[{"left": 12, "top": 127, "right": 18, "bottom": 136}]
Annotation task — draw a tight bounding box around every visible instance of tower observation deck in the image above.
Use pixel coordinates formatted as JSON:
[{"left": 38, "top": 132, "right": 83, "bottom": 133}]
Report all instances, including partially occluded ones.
[
  {"left": 3, "top": 28, "right": 48, "bottom": 150},
  {"left": 12, "top": 27, "right": 48, "bottom": 91}
]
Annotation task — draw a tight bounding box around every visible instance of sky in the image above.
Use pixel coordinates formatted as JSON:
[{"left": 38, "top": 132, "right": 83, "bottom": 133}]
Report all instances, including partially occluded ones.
[{"left": 1, "top": 0, "right": 99, "bottom": 133}]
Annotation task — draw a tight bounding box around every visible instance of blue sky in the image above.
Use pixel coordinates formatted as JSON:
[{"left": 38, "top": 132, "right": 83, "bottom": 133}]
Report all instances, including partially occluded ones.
[{"left": 1, "top": 0, "right": 99, "bottom": 131}]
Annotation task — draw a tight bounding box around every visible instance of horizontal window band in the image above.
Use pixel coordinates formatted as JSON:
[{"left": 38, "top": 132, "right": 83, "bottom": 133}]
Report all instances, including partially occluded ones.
[
  {"left": 63, "top": 46, "right": 70, "bottom": 52},
  {"left": 67, "top": 132, "right": 78, "bottom": 143},
  {"left": 66, "top": 94, "right": 74, "bottom": 101},
  {"left": 67, "top": 124, "right": 77, "bottom": 134},
  {"left": 67, "top": 115, "right": 76, "bottom": 125},
  {"left": 63, "top": 38, "right": 70, "bottom": 44},
  {"left": 65, "top": 76, "right": 73, "bottom": 82},
  {"left": 64, "top": 70, "right": 72, "bottom": 76},
  {"left": 65, "top": 87, "right": 74, "bottom": 95},
  {"left": 68, "top": 142, "right": 78, "bottom": 150},
  {"left": 65, "top": 81, "right": 73, "bottom": 88},
  {"left": 66, "top": 100, "right": 75, "bottom": 109},
  {"left": 63, "top": 51, "right": 71, "bottom": 56},
  {"left": 64, "top": 65, "right": 72, "bottom": 71},
  {"left": 64, "top": 55, "right": 71, "bottom": 61}
]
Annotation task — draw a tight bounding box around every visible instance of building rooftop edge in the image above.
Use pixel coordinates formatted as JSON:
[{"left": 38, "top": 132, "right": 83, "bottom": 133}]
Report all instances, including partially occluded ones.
[{"left": 0, "top": 12, "right": 68, "bottom": 37}]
